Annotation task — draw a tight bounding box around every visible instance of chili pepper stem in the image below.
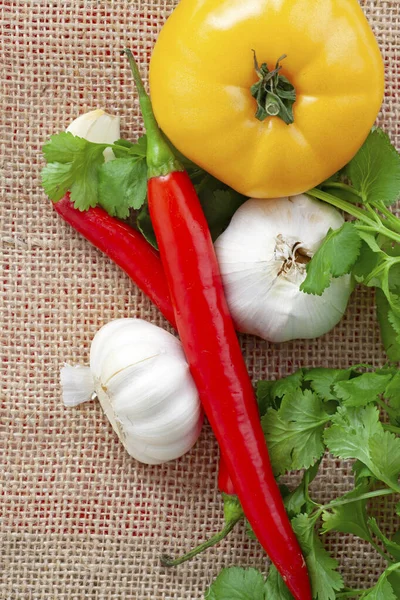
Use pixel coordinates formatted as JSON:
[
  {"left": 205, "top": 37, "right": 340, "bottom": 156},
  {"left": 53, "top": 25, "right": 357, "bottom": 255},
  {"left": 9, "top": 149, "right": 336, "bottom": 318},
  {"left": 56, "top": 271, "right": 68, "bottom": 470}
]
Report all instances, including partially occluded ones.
[
  {"left": 124, "top": 48, "right": 183, "bottom": 178},
  {"left": 160, "top": 516, "right": 243, "bottom": 567}
]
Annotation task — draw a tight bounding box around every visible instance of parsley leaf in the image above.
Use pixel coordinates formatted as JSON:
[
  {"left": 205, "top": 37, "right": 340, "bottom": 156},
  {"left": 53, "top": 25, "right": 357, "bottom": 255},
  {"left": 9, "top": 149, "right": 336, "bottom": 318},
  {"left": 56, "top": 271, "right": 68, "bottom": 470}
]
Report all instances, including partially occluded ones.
[
  {"left": 292, "top": 514, "right": 344, "bottom": 600},
  {"left": 205, "top": 567, "right": 265, "bottom": 600},
  {"left": 333, "top": 371, "right": 393, "bottom": 407},
  {"left": 98, "top": 157, "right": 147, "bottom": 218},
  {"left": 321, "top": 480, "right": 373, "bottom": 542},
  {"left": 262, "top": 389, "right": 330, "bottom": 475},
  {"left": 345, "top": 129, "right": 400, "bottom": 207},
  {"left": 300, "top": 223, "right": 361, "bottom": 296},
  {"left": 324, "top": 405, "right": 400, "bottom": 492}
]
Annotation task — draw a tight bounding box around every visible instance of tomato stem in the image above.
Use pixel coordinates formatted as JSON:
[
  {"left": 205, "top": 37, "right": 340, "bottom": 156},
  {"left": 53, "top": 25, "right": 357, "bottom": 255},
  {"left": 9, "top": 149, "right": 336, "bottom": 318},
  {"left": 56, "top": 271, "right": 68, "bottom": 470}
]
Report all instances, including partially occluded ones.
[
  {"left": 251, "top": 52, "right": 296, "bottom": 124},
  {"left": 124, "top": 48, "right": 183, "bottom": 178}
]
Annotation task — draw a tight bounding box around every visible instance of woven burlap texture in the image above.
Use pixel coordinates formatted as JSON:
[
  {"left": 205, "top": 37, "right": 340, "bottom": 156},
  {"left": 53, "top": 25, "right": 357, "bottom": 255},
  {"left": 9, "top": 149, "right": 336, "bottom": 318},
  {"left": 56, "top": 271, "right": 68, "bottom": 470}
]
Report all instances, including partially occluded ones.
[{"left": 1, "top": 1, "right": 399, "bottom": 598}]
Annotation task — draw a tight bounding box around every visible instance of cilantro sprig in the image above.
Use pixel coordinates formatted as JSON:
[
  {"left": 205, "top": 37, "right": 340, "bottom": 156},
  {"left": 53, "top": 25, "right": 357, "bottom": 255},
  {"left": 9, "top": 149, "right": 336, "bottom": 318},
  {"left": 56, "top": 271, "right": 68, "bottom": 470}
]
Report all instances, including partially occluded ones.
[
  {"left": 300, "top": 129, "right": 400, "bottom": 362},
  {"left": 41, "top": 131, "right": 246, "bottom": 242},
  {"left": 200, "top": 366, "right": 400, "bottom": 599}
]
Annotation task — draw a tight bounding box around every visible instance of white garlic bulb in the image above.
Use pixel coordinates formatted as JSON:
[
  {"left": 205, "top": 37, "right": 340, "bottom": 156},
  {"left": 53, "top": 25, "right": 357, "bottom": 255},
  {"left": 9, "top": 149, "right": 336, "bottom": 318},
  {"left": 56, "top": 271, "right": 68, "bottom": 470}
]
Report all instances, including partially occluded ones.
[
  {"left": 66, "top": 109, "right": 120, "bottom": 162},
  {"left": 61, "top": 319, "right": 203, "bottom": 465},
  {"left": 215, "top": 194, "right": 353, "bottom": 343}
]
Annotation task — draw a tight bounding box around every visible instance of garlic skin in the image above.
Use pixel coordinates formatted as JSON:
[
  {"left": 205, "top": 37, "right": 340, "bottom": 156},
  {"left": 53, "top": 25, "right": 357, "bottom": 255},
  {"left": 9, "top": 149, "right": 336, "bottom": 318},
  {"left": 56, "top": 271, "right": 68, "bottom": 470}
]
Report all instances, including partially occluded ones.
[
  {"left": 61, "top": 319, "right": 203, "bottom": 465},
  {"left": 214, "top": 194, "right": 353, "bottom": 343},
  {"left": 66, "top": 109, "right": 120, "bottom": 162}
]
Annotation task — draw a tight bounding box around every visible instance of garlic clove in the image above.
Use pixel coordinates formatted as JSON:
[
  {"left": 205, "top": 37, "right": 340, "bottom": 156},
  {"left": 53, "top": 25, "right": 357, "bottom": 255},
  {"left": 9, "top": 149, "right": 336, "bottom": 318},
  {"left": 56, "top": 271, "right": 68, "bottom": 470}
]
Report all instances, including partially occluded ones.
[
  {"left": 60, "top": 364, "right": 95, "bottom": 407},
  {"left": 66, "top": 109, "right": 120, "bottom": 162}
]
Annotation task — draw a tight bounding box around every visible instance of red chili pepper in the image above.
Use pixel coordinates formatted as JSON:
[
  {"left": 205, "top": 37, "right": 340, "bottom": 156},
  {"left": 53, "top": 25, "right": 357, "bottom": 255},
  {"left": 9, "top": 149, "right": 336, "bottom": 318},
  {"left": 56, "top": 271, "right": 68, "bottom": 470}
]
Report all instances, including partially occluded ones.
[
  {"left": 53, "top": 194, "right": 235, "bottom": 497},
  {"left": 53, "top": 194, "right": 176, "bottom": 327},
  {"left": 126, "top": 50, "right": 311, "bottom": 600}
]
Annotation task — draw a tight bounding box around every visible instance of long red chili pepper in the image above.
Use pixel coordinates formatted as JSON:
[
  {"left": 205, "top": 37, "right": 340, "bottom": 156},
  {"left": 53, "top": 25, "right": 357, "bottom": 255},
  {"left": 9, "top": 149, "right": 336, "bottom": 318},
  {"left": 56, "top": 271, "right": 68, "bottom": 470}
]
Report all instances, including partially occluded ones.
[
  {"left": 53, "top": 194, "right": 235, "bottom": 496},
  {"left": 54, "top": 194, "right": 176, "bottom": 326},
  {"left": 126, "top": 50, "right": 311, "bottom": 600}
]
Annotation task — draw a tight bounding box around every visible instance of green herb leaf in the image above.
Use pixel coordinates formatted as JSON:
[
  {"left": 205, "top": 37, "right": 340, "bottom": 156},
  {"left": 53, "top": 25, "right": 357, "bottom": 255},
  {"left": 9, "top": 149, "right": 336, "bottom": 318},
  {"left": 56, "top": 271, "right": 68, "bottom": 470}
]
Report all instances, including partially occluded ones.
[
  {"left": 324, "top": 405, "right": 400, "bottom": 491},
  {"left": 196, "top": 177, "right": 247, "bottom": 241},
  {"left": 256, "top": 380, "right": 277, "bottom": 416},
  {"left": 112, "top": 135, "right": 147, "bottom": 157},
  {"left": 361, "top": 565, "right": 399, "bottom": 600},
  {"left": 205, "top": 567, "right": 265, "bottom": 600},
  {"left": 42, "top": 132, "right": 109, "bottom": 210},
  {"left": 136, "top": 203, "right": 158, "bottom": 249},
  {"left": 345, "top": 129, "right": 400, "bottom": 207},
  {"left": 262, "top": 389, "right": 330, "bottom": 475},
  {"left": 368, "top": 518, "right": 400, "bottom": 562},
  {"left": 264, "top": 565, "right": 294, "bottom": 600},
  {"left": 303, "top": 368, "right": 352, "bottom": 401},
  {"left": 98, "top": 157, "right": 147, "bottom": 218},
  {"left": 300, "top": 223, "right": 361, "bottom": 296},
  {"left": 333, "top": 372, "right": 393, "bottom": 407},
  {"left": 376, "top": 289, "right": 400, "bottom": 362},
  {"left": 385, "top": 372, "right": 400, "bottom": 424},
  {"left": 284, "top": 462, "right": 321, "bottom": 518},
  {"left": 321, "top": 481, "right": 373, "bottom": 542},
  {"left": 292, "top": 514, "right": 344, "bottom": 600}
]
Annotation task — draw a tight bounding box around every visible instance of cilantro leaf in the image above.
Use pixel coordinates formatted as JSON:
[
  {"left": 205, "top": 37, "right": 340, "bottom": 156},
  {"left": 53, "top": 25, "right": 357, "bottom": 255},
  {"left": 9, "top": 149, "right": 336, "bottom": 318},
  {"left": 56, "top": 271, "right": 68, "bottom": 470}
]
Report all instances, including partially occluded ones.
[
  {"left": 368, "top": 518, "right": 400, "bottom": 562},
  {"left": 42, "top": 132, "right": 108, "bottom": 210},
  {"left": 272, "top": 369, "right": 305, "bottom": 403},
  {"left": 112, "top": 135, "right": 147, "bottom": 158},
  {"left": 196, "top": 176, "right": 247, "bottom": 241},
  {"left": 304, "top": 368, "right": 351, "bottom": 401},
  {"left": 41, "top": 162, "right": 75, "bottom": 202},
  {"left": 262, "top": 389, "right": 330, "bottom": 475},
  {"left": 137, "top": 203, "right": 158, "bottom": 249},
  {"left": 300, "top": 223, "right": 361, "bottom": 296},
  {"left": 333, "top": 371, "right": 393, "bottom": 407},
  {"left": 43, "top": 131, "right": 88, "bottom": 163},
  {"left": 376, "top": 289, "right": 400, "bottom": 362},
  {"left": 264, "top": 565, "right": 294, "bottom": 600},
  {"left": 256, "top": 380, "right": 277, "bottom": 416},
  {"left": 321, "top": 481, "right": 373, "bottom": 542},
  {"left": 284, "top": 462, "right": 321, "bottom": 518},
  {"left": 292, "top": 514, "right": 344, "bottom": 600},
  {"left": 324, "top": 405, "right": 400, "bottom": 491},
  {"left": 362, "top": 566, "right": 399, "bottom": 600},
  {"left": 98, "top": 157, "right": 147, "bottom": 218},
  {"left": 205, "top": 567, "right": 265, "bottom": 600},
  {"left": 385, "top": 372, "right": 400, "bottom": 424},
  {"left": 368, "top": 429, "right": 400, "bottom": 492},
  {"left": 345, "top": 129, "right": 400, "bottom": 207}
]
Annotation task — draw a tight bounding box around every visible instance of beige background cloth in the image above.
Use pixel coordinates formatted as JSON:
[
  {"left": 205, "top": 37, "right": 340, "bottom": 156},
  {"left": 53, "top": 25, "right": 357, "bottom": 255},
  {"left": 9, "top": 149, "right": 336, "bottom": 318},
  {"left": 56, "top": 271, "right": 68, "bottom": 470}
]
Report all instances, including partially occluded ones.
[{"left": 1, "top": 1, "right": 399, "bottom": 598}]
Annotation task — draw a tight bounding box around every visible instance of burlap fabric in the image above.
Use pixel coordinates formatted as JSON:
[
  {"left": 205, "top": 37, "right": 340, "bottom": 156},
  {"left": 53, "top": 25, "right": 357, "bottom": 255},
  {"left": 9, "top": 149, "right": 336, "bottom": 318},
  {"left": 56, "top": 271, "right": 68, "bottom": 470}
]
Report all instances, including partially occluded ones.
[{"left": 1, "top": 1, "right": 399, "bottom": 598}]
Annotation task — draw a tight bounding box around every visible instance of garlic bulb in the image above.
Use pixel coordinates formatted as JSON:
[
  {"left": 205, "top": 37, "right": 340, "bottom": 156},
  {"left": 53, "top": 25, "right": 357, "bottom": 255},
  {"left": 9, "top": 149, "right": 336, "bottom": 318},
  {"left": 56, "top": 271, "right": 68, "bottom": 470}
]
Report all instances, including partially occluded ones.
[
  {"left": 215, "top": 194, "right": 353, "bottom": 343},
  {"left": 61, "top": 319, "right": 203, "bottom": 465},
  {"left": 66, "top": 109, "right": 120, "bottom": 162}
]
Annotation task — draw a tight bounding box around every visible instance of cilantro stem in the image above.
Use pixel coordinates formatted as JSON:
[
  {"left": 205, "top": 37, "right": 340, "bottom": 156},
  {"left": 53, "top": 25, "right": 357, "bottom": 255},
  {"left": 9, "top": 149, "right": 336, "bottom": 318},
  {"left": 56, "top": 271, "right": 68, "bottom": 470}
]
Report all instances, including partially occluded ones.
[
  {"left": 324, "top": 488, "right": 394, "bottom": 510},
  {"left": 336, "top": 590, "right": 365, "bottom": 598},
  {"left": 321, "top": 181, "right": 362, "bottom": 199},
  {"left": 307, "top": 188, "right": 400, "bottom": 244},
  {"left": 371, "top": 201, "right": 400, "bottom": 234}
]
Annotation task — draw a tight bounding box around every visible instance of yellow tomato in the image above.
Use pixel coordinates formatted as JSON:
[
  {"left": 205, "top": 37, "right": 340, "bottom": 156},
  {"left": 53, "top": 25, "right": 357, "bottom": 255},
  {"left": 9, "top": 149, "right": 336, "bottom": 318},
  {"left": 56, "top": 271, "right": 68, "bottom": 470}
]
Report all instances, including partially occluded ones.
[{"left": 149, "top": 0, "right": 384, "bottom": 198}]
